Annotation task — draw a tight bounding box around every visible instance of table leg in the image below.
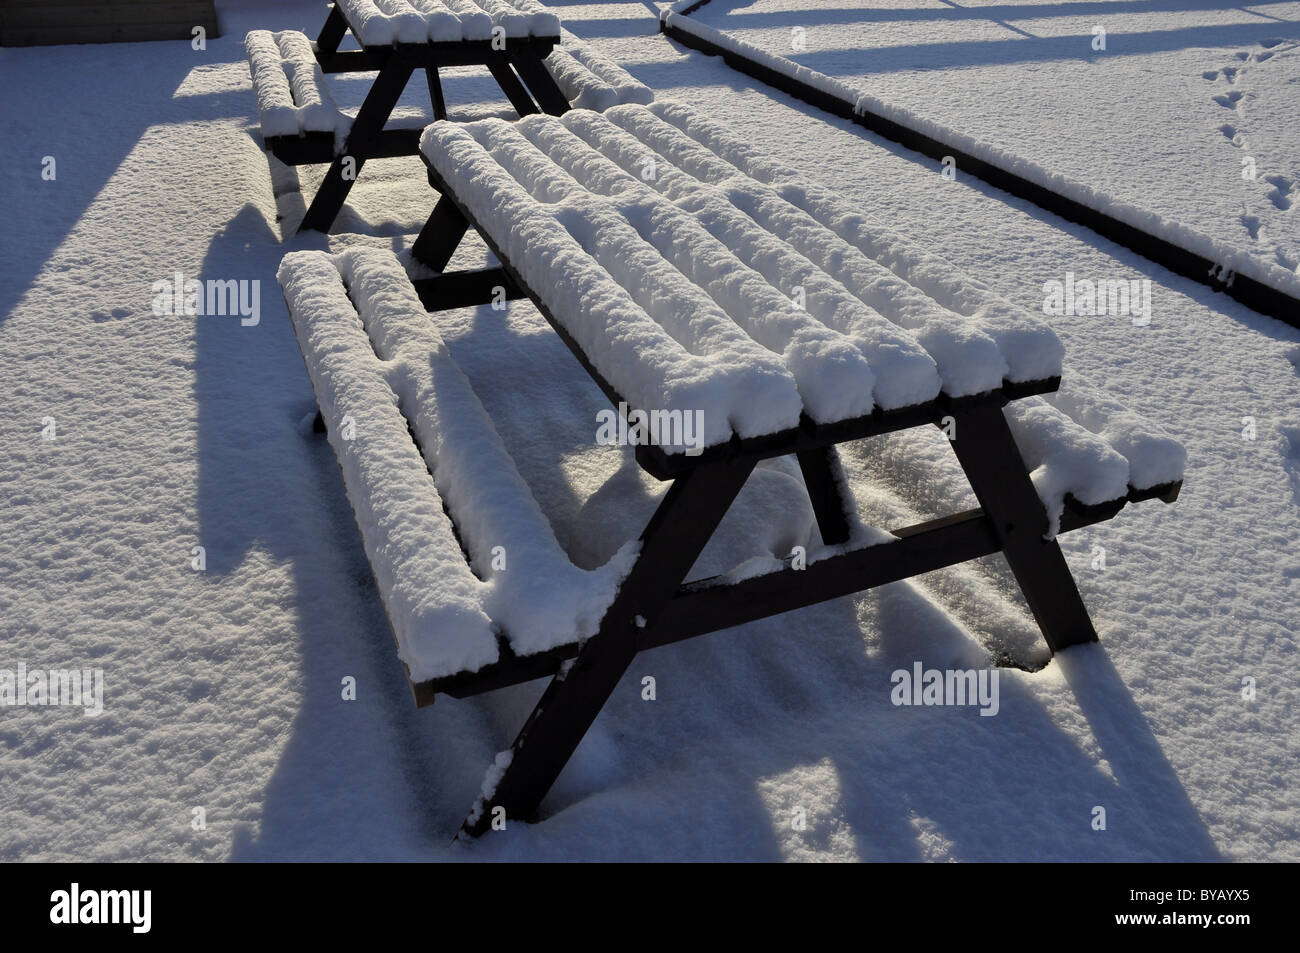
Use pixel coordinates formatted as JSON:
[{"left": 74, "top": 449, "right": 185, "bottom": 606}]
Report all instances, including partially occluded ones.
[
  {"left": 316, "top": 3, "right": 347, "bottom": 55},
  {"left": 797, "top": 446, "right": 853, "bottom": 545},
  {"left": 425, "top": 65, "right": 448, "bottom": 121},
  {"left": 948, "top": 402, "right": 1098, "bottom": 652},
  {"left": 509, "top": 47, "right": 571, "bottom": 116},
  {"left": 412, "top": 194, "right": 470, "bottom": 271},
  {"left": 299, "top": 57, "right": 415, "bottom": 234},
  {"left": 463, "top": 457, "right": 756, "bottom": 836},
  {"left": 486, "top": 55, "right": 540, "bottom": 117}
]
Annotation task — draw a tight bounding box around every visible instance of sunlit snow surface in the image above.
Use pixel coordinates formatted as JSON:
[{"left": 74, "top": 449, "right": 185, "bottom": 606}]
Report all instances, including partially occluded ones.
[{"left": 0, "top": 0, "right": 1295, "bottom": 861}]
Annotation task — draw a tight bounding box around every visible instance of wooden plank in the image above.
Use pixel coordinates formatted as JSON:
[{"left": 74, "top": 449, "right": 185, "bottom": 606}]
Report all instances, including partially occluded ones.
[
  {"left": 0, "top": 21, "right": 216, "bottom": 45},
  {"left": 0, "top": 3, "right": 215, "bottom": 28},
  {"left": 411, "top": 268, "right": 524, "bottom": 311}
]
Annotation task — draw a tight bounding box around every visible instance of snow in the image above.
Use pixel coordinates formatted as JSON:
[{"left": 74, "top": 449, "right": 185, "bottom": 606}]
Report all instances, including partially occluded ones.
[
  {"left": 422, "top": 114, "right": 807, "bottom": 446},
  {"left": 337, "top": 0, "right": 561, "bottom": 46},
  {"left": 245, "top": 30, "right": 347, "bottom": 139},
  {"left": 1044, "top": 377, "right": 1188, "bottom": 493},
  {"left": 671, "top": 0, "right": 1300, "bottom": 299},
  {"left": 280, "top": 247, "right": 638, "bottom": 676},
  {"left": 0, "top": 0, "right": 1295, "bottom": 862},
  {"left": 1004, "top": 398, "right": 1132, "bottom": 536},
  {"left": 544, "top": 30, "right": 656, "bottom": 112},
  {"left": 426, "top": 102, "right": 1079, "bottom": 436}
]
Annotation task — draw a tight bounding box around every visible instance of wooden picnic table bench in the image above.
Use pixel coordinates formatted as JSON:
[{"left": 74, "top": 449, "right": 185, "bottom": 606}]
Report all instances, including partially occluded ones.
[
  {"left": 245, "top": 0, "right": 650, "bottom": 233},
  {"left": 278, "top": 99, "right": 1185, "bottom": 838}
]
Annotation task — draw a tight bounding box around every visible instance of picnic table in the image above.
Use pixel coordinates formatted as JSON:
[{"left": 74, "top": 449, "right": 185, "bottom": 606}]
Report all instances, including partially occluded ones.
[
  {"left": 247, "top": 0, "right": 573, "bottom": 234},
  {"left": 278, "top": 100, "right": 1186, "bottom": 837}
]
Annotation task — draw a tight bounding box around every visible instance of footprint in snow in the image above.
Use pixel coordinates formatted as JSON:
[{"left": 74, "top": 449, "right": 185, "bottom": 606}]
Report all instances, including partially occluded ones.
[
  {"left": 1212, "top": 89, "right": 1245, "bottom": 109},
  {"left": 1261, "top": 174, "right": 1296, "bottom": 211}
]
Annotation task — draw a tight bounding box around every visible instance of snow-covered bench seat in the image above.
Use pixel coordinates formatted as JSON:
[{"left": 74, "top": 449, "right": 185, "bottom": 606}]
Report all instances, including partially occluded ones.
[
  {"left": 244, "top": 25, "right": 646, "bottom": 165},
  {"left": 542, "top": 31, "right": 654, "bottom": 112},
  {"left": 245, "top": 30, "right": 348, "bottom": 152},
  {"left": 277, "top": 247, "right": 639, "bottom": 683},
  {"left": 415, "top": 101, "right": 1184, "bottom": 523}
]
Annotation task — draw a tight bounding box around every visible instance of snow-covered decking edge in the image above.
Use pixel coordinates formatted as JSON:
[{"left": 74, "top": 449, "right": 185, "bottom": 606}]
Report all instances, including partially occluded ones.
[{"left": 660, "top": 3, "right": 1300, "bottom": 323}]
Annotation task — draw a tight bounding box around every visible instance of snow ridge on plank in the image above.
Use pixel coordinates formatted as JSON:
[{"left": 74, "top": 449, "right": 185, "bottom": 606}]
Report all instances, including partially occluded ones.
[{"left": 278, "top": 248, "right": 637, "bottom": 680}]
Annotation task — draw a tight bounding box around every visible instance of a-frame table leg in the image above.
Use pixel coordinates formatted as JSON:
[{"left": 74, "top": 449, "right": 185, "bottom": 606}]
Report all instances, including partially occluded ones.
[
  {"left": 425, "top": 65, "right": 448, "bottom": 121},
  {"left": 316, "top": 3, "right": 347, "bottom": 54},
  {"left": 948, "top": 402, "right": 1098, "bottom": 652},
  {"left": 411, "top": 194, "right": 470, "bottom": 270},
  {"left": 299, "top": 58, "right": 416, "bottom": 234},
  {"left": 509, "top": 47, "right": 571, "bottom": 116},
  {"left": 797, "top": 446, "right": 853, "bottom": 545},
  {"left": 486, "top": 55, "right": 540, "bottom": 116},
  {"left": 463, "top": 457, "right": 757, "bottom": 836}
]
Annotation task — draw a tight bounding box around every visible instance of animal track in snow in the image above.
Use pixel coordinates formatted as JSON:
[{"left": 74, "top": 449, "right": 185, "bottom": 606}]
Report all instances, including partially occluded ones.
[
  {"left": 1212, "top": 89, "right": 1245, "bottom": 109},
  {"left": 1262, "top": 174, "right": 1296, "bottom": 211},
  {"left": 1208, "top": 41, "right": 1299, "bottom": 260}
]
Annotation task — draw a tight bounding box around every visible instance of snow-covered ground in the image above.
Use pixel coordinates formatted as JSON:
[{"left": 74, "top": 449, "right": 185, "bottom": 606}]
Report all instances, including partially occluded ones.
[
  {"left": 0, "top": 0, "right": 1296, "bottom": 861},
  {"left": 683, "top": 0, "right": 1300, "bottom": 289}
]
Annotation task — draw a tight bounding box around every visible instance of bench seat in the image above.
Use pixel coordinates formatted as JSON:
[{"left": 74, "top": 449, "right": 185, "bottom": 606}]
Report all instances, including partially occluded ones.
[
  {"left": 277, "top": 247, "right": 638, "bottom": 682},
  {"left": 245, "top": 30, "right": 348, "bottom": 145},
  {"left": 543, "top": 30, "right": 654, "bottom": 112}
]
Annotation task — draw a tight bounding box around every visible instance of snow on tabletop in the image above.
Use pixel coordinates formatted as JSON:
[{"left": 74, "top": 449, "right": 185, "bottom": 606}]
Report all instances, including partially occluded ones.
[
  {"left": 244, "top": 31, "right": 347, "bottom": 140},
  {"left": 336, "top": 0, "right": 561, "bottom": 46},
  {"left": 587, "top": 100, "right": 1183, "bottom": 489},
  {"left": 423, "top": 108, "right": 1012, "bottom": 439},
  {"left": 420, "top": 118, "right": 806, "bottom": 447},
  {"left": 278, "top": 248, "right": 637, "bottom": 675},
  {"left": 635, "top": 99, "right": 1066, "bottom": 385}
]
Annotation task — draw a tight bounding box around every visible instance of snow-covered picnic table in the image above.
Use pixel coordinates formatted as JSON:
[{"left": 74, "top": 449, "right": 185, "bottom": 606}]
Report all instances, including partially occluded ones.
[
  {"left": 245, "top": 0, "right": 651, "bottom": 231},
  {"left": 278, "top": 99, "right": 1185, "bottom": 836}
]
